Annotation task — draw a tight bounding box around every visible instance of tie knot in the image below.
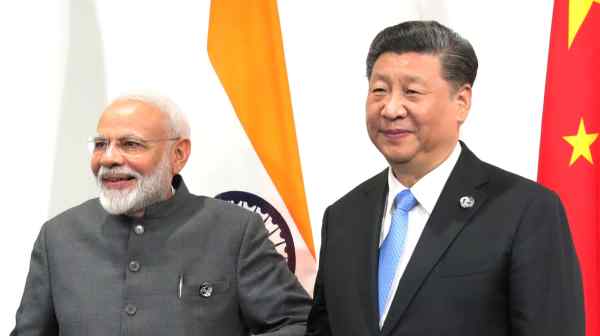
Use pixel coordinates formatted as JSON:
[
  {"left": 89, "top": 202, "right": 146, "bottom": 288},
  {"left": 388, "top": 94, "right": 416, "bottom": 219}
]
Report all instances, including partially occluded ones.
[{"left": 394, "top": 189, "right": 417, "bottom": 212}]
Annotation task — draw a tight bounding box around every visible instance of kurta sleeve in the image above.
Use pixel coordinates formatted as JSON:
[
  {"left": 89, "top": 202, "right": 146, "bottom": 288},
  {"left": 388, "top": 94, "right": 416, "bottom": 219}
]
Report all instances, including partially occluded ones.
[
  {"left": 11, "top": 223, "right": 59, "bottom": 336},
  {"left": 236, "top": 212, "right": 311, "bottom": 336},
  {"left": 509, "top": 191, "right": 585, "bottom": 336}
]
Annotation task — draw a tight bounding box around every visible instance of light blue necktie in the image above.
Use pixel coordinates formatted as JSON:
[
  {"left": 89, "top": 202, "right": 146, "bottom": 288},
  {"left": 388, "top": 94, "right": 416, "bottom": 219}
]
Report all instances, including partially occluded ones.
[{"left": 378, "top": 189, "right": 417, "bottom": 319}]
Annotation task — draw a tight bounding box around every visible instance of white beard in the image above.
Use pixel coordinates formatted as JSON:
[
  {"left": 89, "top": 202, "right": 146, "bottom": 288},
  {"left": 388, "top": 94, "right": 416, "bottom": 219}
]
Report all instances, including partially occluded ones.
[{"left": 96, "top": 155, "right": 172, "bottom": 215}]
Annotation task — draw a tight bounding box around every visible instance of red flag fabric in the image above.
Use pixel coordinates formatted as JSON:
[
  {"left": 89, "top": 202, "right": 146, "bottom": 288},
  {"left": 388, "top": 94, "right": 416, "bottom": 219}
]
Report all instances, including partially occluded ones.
[{"left": 538, "top": 1, "right": 600, "bottom": 335}]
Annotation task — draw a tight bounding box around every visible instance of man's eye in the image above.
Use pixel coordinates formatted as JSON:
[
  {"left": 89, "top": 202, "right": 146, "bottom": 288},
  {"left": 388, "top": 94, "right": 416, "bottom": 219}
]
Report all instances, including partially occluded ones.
[
  {"left": 405, "top": 88, "right": 421, "bottom": 95},
  {"left": 371, "top": 87, "right": 386, "bottom": 94},
  {"left": 121, "top": 140, "right": 144, "bottom": 150},
  {"left": 94, "top": 141, "right": 108, "bottom": 150}
]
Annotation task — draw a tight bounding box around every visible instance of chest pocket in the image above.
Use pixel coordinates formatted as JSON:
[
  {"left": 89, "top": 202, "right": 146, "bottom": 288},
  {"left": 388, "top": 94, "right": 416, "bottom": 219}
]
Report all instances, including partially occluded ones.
[{"left": 179, "top": 275, "right": 237, "bottom": 324}]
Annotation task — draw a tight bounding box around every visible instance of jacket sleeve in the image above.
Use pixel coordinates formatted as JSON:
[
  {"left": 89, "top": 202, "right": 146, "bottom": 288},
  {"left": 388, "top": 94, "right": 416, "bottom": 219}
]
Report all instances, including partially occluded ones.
[
  {"left": 236, "top": 212, "right": 312, "bottom": 336},
  {"left": 509, "top": 191, "right": 585, "bottom": 336},
  {"left": 11, "top": 224, "right": 59, "bottom": 336},
  {"left": 305, "top": 207, "right": 332, "bottom": 336}
]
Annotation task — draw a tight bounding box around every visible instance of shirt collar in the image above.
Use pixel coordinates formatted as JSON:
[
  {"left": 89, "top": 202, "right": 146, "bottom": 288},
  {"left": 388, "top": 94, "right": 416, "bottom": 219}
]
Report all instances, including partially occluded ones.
[{"left": 387, "top": 142, "right": 461, "bottom": 214}]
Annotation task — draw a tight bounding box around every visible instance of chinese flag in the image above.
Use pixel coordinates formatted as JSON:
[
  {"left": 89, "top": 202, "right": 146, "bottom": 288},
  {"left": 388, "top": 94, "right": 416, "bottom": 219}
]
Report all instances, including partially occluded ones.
[{"left": 538, "top": 0, "right": 600, "bottom": 335}]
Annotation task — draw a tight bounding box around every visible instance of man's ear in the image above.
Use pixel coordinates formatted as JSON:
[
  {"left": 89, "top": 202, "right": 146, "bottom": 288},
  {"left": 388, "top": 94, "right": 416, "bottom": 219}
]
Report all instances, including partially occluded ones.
[
  {"left": 455, "top": 84, "right": 472, "bottom": 124},
  {"left": 171, "top": 138, "right": 191, "bottom": 175}
]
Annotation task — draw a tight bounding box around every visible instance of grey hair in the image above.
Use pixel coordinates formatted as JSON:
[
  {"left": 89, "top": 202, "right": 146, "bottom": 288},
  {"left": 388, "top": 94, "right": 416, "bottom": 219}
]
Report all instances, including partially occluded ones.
[{"left": 113, "top": 91, "right": 191, "bottom": 139}]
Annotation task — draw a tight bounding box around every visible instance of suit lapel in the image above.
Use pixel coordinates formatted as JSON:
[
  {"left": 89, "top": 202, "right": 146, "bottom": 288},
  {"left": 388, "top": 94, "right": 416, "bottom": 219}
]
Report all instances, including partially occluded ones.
[
  {"left": 352, "top": 169, "right": 388, "bottom": 335},
  {"left": 381, "top": 143, "right": 489, "bottom": 336}
]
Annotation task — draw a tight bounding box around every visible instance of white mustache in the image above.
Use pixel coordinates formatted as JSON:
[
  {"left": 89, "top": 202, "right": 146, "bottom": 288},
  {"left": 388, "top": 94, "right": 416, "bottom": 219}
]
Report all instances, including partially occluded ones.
[{"left": 97, "top": 166, "right": 142, "bottom": 183}]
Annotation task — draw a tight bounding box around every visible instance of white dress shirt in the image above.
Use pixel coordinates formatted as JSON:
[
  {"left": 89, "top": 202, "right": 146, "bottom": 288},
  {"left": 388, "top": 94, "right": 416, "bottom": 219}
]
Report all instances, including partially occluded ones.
[{"left": 378, "top": 143, "right": 462, "bottom": 327}]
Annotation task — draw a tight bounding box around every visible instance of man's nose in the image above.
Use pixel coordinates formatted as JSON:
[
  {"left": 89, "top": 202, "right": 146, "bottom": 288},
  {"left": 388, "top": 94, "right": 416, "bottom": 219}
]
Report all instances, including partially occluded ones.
[
  {"left": 381, "top": 93, "right": 408, "bottom": 119},
  {"left": 98, "top": 143, "right": 125, "bottom": 167}
]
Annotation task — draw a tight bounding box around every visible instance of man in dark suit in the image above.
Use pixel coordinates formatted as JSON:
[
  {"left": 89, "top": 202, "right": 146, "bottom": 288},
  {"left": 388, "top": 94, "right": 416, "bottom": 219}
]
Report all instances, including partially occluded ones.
[
  {"left": 306, "top": 21, "right": 584, "bottom": 336},
  {"left": 11, "top": 93, "right": 311, "bottom": 335}
]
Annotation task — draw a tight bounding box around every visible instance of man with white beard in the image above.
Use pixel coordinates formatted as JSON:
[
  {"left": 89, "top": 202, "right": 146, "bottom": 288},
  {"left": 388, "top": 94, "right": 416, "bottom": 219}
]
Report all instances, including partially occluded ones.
[{"left": 11, "top": 93, "right": 311, "bottom": 336}]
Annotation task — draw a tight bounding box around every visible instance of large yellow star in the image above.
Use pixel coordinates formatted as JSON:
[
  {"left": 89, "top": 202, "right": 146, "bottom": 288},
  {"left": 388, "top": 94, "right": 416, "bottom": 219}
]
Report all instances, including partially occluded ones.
[
  {"left": 563, "top": 118, "right": 598, "bottom": 165},
  {"left": 569, "top": 0, "right": 600, "bottom": 48}
]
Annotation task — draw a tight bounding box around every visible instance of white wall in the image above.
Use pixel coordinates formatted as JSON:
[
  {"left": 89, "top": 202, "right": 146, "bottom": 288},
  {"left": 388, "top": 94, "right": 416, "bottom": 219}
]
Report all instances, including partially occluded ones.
[
  {"left": 0, "top": 1, "right": 68, "bottom": 332},
  {"left": 0, "top": 1, "right": 553, "bottom": 332}
]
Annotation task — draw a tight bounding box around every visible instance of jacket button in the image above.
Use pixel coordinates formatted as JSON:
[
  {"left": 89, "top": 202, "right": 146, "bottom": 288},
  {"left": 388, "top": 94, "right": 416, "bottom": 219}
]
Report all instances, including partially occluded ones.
[
  {"left": 129, "top": 260, "right": 141, "bottom": 272},
  {"left": 134, "top": 225, "right": 145, "bottom": 235},
  {"left": 125, "top": 304, "right": 137, "bottom": 316}
]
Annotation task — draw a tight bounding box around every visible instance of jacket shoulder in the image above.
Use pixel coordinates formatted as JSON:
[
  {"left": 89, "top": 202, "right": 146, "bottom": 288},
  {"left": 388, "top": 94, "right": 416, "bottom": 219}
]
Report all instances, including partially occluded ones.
[
  {"left": 329, "top": 169, "right": 387, "bottom": 210},
  {"left": 183, "top": 195, "right": 265, "bottom": 239},
  {"left": 481, "top": 160, "right": 558, "bottom": 202},
  {"left": 189, "top": 195, "right": 259, "bottom": 222},
  {"left": 44, "top": 198, "right": 105, "bottom": 230}
]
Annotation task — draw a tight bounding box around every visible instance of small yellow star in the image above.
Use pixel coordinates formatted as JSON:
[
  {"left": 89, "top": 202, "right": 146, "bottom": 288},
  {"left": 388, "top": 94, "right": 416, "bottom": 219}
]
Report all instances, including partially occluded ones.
[{"left": 563, "top": 117, "right": 598, "bottom": 165}]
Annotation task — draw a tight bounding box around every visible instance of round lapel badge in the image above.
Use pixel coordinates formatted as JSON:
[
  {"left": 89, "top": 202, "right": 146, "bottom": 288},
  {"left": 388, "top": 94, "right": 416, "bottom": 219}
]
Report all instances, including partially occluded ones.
[
  {"left": 199, "top": 282, "right": 213, "bottom": 298},
  {"left": 459, "top": 196, "right": 475, "bottom": 209}
]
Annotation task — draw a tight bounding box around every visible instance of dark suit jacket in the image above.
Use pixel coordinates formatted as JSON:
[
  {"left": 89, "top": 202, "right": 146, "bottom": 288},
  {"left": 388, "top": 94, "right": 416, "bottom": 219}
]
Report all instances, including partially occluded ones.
[
  {"left": 306, "top": 143, "right": 584, "bottom": 336},
  {"left": 12, "top": 176, "right": 310, "bottom": 336}
]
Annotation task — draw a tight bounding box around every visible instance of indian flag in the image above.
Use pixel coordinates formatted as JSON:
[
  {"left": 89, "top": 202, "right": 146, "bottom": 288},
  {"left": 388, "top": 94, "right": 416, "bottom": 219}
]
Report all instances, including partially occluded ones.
[{"left": 206, "top": 0, "right": 316, "bottom": 292}]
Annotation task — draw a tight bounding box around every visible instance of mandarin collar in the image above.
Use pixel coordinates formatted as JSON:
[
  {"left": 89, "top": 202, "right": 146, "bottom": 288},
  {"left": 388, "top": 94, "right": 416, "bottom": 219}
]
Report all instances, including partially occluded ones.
[
  {"left": 142, "top": 174, "right": 188, "bottom": 219},
  {"left": 111, "top": 174, "right": 189, "bottom": 224}
]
